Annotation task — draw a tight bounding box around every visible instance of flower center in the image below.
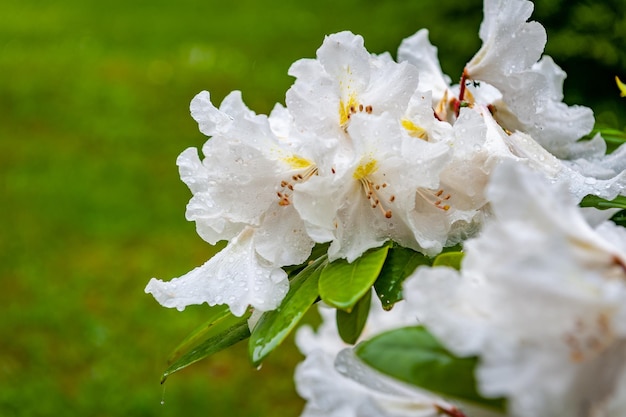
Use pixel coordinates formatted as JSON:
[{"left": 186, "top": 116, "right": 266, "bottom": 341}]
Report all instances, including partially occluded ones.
[
  {"left": 353, "top": 158, "right": 393, "bottom": 219},
  {"left": 339, "top": 94, "right": 373, "bottom": 128},
  {"left": 401, "top": 119, "right": 428, "bottom": 140},
  {"left": 276, "top": 157, "right": 318, "bottom": 207}
]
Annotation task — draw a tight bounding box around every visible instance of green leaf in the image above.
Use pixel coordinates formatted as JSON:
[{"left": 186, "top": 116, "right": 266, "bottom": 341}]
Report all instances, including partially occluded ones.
[
  {"left": 611, "top": 210, "right": 626, "bottom": 228},
  {"left": 336, "top": 289, "right": 371, "bottom": 344},
  {"left": 374, "top": 246, "right": 431, "bottom": 310},
  {"left": 580, "top": 194, "right": 626, "bottom": 210},
  {"left": 167, "top": 304, "right": 232, "bottom": 364},
  {"left": 161, "top": 311, "right": 251, "bottom": 384},
  {"left": 283, "top": 242, "right": 329, "bottom": 276},
  {"left": 432, "top": 251, "right": 464, "bottom": 270},
  {"left": 248, "top": 256, "right": 327, "bottom": 366},
  {"left": 319, "top": 245, "right": 390, "bottom": 311},
  {"left": 356, "top": 326, "right": 506, "bottom": 411}
]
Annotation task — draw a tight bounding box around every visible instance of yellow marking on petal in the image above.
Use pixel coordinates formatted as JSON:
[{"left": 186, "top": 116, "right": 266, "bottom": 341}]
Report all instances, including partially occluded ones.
[
  {"left": 353, "top": 158, "right": 378, "bottom": 180},
  {"left": 616, "top": 76, "right": 626, "bottom": 97},
  {"left": 283, "top": 155, "right": 313, "bottom": 169},
  {"left": 401, "top": 119, "right": 428, "bottom": 140},
  {"left": 339, "top": 94, "right": 359, "bottom": 127}
]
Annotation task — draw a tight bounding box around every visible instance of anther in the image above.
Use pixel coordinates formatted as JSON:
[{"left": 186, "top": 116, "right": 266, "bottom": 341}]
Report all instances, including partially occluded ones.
[{"left": 365, "top": 105, "right": 373, "bottom": 114}]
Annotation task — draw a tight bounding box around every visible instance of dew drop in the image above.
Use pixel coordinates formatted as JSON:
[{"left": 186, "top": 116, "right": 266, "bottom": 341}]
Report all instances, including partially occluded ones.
[{"left": 161, "top": 384, "right": 167, "bottom": 406}]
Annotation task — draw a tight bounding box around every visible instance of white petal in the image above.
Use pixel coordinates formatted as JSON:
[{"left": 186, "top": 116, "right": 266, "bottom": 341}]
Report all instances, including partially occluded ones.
[
  {"left": 467, "top": 0, "right": 546, "bottom": 83},
  {"left": 253, "top": 204, "right": 314, "bottom": 266},
  {"left": 177, "top": 147, "right": 210, "bottom": 194},
  {"left": 506, "top": 131, "right": 626, "bottom": 200},
  {"left": 145, "top": 228, "right": 288, "bottom": 316},
  {"left": 317, "top": 31, "right": 371, "bottom": 94},
  {"left": 189, "top": 90, "right": 233, "bottom": 136},
  {"left": 398, "top": 29, "right": 451, "bottom": 101}
]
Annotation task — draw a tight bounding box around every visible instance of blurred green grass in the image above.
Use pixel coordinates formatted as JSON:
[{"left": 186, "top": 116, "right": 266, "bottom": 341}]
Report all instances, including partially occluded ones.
[{"left": 0, "top": 0, "right": 624, "bottom": 416}]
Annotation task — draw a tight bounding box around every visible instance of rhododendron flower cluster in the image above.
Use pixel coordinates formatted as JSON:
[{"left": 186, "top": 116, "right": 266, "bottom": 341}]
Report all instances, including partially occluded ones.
[{"left": 145, "top": 0, "right": 626, "bottom": 415}]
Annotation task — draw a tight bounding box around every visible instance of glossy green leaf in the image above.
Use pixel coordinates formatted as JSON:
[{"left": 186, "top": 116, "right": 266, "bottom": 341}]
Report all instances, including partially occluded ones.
[
  {"left": 580, "top": 194, "right": 626, "bottom": 210},
  {"left": 161, "top": 311, "right": 251, "bottom": 384},
  {"left": 432, "top": 251, "right": 464, "bottom": 270},
  {"left": 284, "top": 243, "right": 330, "bottom": 276},
  {"left": 248, "top": 256, "right": 327, "bottom": 366},
  {"left": 374, "top": 246, "right": 430, "bottom": 310},
  {"left": 167, "top": 304, "right": 232, "bottom": 364},
  {"left": 319, "top": 245, "right": 389, "bottom": 311},
  {"left": 356, "top": 326, "right": 506, "bottom": 411},
  {"left": 336, "top": 289, "right": 371, "bottom": 344}
]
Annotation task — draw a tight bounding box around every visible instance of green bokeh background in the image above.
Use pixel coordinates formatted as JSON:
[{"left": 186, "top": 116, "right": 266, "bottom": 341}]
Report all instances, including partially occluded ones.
[{"left": 1, "top": 1, "right": 624, "bottom": 416}]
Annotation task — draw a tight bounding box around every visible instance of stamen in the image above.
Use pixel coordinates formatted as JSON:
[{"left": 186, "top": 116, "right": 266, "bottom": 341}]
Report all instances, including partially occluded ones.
[
  {"left": 434, "top": 90, "right": 449, "bottom": 122},
  {"left": 339, "top": 96, "right": 374, "bottom": 129},
  {"left": 277, "top": 165, "right": 319, "bottom": 206},
  {"left": 417, "top": 188, "right": 452, "bottom": 211},
  {"left": 358, "top": 177, "right": 393, "bottom": 219}
]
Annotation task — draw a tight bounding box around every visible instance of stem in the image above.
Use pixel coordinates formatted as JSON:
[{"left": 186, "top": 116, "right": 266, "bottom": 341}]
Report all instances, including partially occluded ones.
[{"left": 455, "top": 69, "right": 469, "bottom": 118}]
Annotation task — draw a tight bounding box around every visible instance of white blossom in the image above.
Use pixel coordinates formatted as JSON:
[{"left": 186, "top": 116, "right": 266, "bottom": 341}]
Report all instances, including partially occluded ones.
[
  {"left": 294, "top": 296, "right": 459, "bottom": 417},
  {"left": 286, "top": 31, "right": 419, "bottom": 140},
  {"left": 146, "top": 91, "right": 326, "bottom": 315},
  {"left": 403, "top": 162, "right": 626, "bottom": 417},
  {"left": 398, "top": 0, "right": 626, "bottom": 201},
  {"left": 292, "top": 111, "right": 451, "bottom": 261}
]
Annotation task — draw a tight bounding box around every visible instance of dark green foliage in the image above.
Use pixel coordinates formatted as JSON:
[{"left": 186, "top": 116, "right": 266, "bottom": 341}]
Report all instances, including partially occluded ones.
[
  {"left": 356, "top": 326, "right": 506, "bottom": 411},
  {"left": 374, "top": 246, "right": 431, "bottom": 310},
  {"left": 336, "top": 290, "right": 372, "bottom": 344}
]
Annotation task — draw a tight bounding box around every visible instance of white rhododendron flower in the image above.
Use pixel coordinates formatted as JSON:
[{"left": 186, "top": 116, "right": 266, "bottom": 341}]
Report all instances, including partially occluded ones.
[
  {"left": 294, "top": 296, "right": 462, "bottom": 417},
  {"left": 147, "top": 0, "right": 626, "bottom": 333},
  {"left": 286, "top": 31, "right": 419, "bottom": 139},
  {"left": 403, "top": 162, "right": 626, "bottom": 417},
  {"left": 146, "top": 91, "right": 324, "bottom": 315},
  {"left": 293, "top": 111, "right": 451, "bottom": 261},
  {"left": 464, "top": 0, "right": 594, "bottom": 156},
  {"left": 399, "top": 0, "right": 626, "bottom": 200}
]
